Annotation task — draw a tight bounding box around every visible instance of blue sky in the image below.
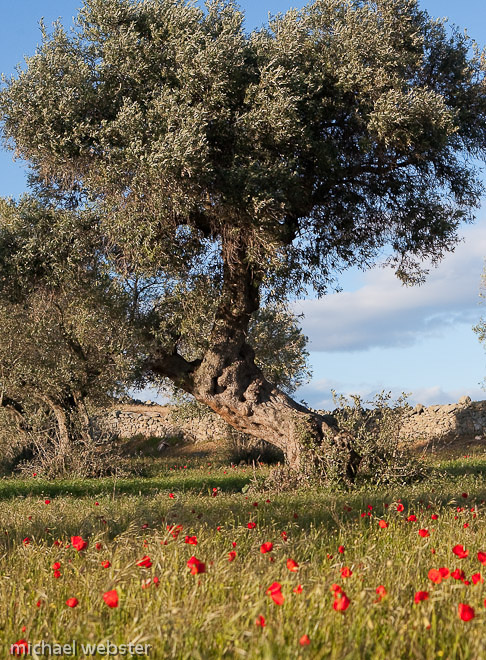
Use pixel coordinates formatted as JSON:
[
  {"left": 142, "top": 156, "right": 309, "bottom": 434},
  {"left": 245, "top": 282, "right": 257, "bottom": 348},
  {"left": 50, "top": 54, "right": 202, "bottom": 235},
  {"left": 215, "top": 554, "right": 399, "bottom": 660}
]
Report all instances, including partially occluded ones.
[{"left": 1, "top": 1, "right": 485, "bottom": 409}]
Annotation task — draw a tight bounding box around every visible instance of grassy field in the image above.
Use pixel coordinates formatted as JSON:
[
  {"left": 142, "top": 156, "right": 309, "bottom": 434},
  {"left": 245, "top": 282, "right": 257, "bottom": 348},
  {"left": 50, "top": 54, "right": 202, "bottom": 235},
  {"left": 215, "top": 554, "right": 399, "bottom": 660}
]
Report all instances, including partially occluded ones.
[{"left": 3, "top": 451, "right": 486, "bottom": 659}]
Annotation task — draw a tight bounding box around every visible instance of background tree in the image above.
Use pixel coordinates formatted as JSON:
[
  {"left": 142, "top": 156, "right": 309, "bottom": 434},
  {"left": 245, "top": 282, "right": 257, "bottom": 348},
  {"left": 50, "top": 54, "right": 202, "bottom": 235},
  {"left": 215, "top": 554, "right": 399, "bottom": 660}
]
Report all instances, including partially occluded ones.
[
  {"left": 2, "top": 0, "right": 486, "bottom": 472},
  {"left": 0, "top": 196, "right": 137, "bottom": 455}
]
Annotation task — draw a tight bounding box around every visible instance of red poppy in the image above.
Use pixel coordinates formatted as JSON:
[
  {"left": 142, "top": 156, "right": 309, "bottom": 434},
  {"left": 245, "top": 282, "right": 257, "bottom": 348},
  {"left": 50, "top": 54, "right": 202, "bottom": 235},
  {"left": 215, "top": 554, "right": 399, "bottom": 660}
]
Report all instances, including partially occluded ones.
[
  {"left": 462, "top": 493, "right": 468, "bottom": 499},
  {"left": 266, "top": 582, "right": 284, "bottom": 605},
  {"left": 375, "top": 585, "right": 387, "bottom": 601},
  {"left": 187, "top": 556, "right": 206, "bottom": 574},
  {"left": 477, "top": 551, "right": 486, "bottom": 565},
  {"left": 281, "top": 531, "right": 288, "bottom": 541},
  {"left": 287, "top": 558, "right": 299, "bottom": 572},
  {"left": 247, "top": 522, "right": 256, "bottom": 529},
  {"left": 333, "top": 592, "right": 350, "bottom": 611},
  {"left": 184, "top": 536, "right": 198, "bottom": 546},
  {"left": 414, "top": 591, "right": 429, "bottom": 603},
  {"left": 299, "top": 635, "right": 311, "bottom": 646},
  {"left": 378, "top": 520, "right": 389, "bottom": 529},
  {"left": 431, "top": 514, "right": 438, "bottom": 520},
  {"left": 396, "top": 503, "right": 404, "bottom": 512},
  {"left": 101, "top": 560, "right": 111, "bottom": 568},
  {"left": 22, "top": 538, "right": 30, "bottom": 545},
  {"left": 472, "top": 572, "right": 483, "bottom": 585},
  {"left": 52, "top": 562, "right": 61, "bottom": 570},
  {"left": 260, "top": 542, "right": 273, "bottom": 554},
  {"left": 228, "top": 551, "right": 237, "bottom": 562},
  {"left": 428, "top": 569, "right": 442, "bottom": 584},
  {"left": 439, "top": 567, "right": 450, "bottom": 579},
  {"left": 338, "top": 545, "right": 345, "bottom": 554},
  {"left": 53, "top": 569, "right": 61, "bottom": 579},
  {"left": 44, "top": 499, "right": 50, "bottom": 505},
  {"left": 451, "top": 568, "right": 466, "bottom": 581},
  {"left": 71, "top": 536, "right": 88, "bottom": 551},
  {"left": 418, "top": 529, "right": 430, "bottom": 538},
  {"left": 458, "top": 603, "right": 475, "bottom": 621},
  {"left": 103, "top": 590, "right": 119, "bottom": 608},
  {"left": 136, "top": 555, "right": 152, "bottom": 568},
  {"left": 9, "top": 640, "right": 29, "bottom": 656},
  {"left": 341, "top": 566, "right": 352, "bottom": 578},
  {"left": 407, "top": 515, "right": 417, "bottom": 522},
  {"left": 169, "top": 493, "right": 175, "bottom": 499},
  {"left": 452, "top": 545, "right": 468, "bottom": 559},
  {"left": 293, "top": 584, "right": 303, "bottom": 594},
  {"left": 66, "top": 597, "right": 78, "bottom": 608},
  {"left": 36, "top": 600, "right": 43, "bottom": 608},
  {"left": 255, "top": 615, "right": 266, "bottom": 627}
]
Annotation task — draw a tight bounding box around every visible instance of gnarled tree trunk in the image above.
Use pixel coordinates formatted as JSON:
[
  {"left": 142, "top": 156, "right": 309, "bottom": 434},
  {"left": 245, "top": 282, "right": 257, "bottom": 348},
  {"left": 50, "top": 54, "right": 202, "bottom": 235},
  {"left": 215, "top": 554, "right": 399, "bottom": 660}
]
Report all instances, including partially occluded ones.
[{"left": 147, "top": 238, "right": 360, "bottom": 480}]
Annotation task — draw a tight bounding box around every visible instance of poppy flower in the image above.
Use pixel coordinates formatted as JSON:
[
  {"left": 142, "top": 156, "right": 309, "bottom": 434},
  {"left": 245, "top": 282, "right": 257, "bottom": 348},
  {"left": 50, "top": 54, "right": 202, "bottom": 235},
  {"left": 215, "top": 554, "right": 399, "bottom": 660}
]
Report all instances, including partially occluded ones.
[
  {"left": 462, "top": 493, "right": 468, "bottom": 499},
  {"left": 477, "top": 551, "right": 486, "bottom": 565},
  {"left": 338, "top": 545, "right": 345, "bottom": 554},
  {"left": 136, "top": 556, "right": 152, "bottom": 568},
  {"left": 66, "top": 597, "right": 78, "bottom": 608},
  {"left": 255, "top": 615, "right": 266, "bottom": 627},
  {"left": 9, "top": 640, "right": 29, "bottom": 656},
  {"left": 452, "top": 545, "right": 468, "bottom": 559},
  {"left": 101, "top": 560, "right": 111, "bottom": 568},
  {"left": 293, "top": 584, "right": 303, "bottom": 594},
  {"left": 458, "top": 603, "right": 475, "bottom": 621},
  {"left": 266, "top": 582, "right": 284, "bottom": 605},
  {"left": 260, "top": 542, "right": 273, "bottom": 554},
  {"left": 102, "top": 590, "right": 119, "bottom": 608},
  {"left": 472, "top": 572, "right": 483, "bottom": 585},
  {"left": 52, "top": 562, "right": 61, "bottom": 571},
  {"left": 407, "top": 515, "right": 417, "bottom": 522},
  {"left": 451, "top": 569, "right": 466, "bottom": 581},
  {"left": 71, "top": 536, "right": 87, "bottom": 551},
  {"left": 228, "top": 551, "right": 237, "bottom": 562},
  {"left": 44, "top": 500, "right": 50, "bottom": 505},
  {"left": 299, "top": 635, "right": 310, "bottom": 646},
  {"left": 428, "top": 569, "right": 442, "bottom": 584},
  {"left": 414, "top": 591, "right": 429, "bottom": 603},
  {"left": 95, "top": 542, "right": 102, "bottom": 551},
  {"left": 22, "top": 538, "right": 30, "bottom": 545},
  {"left": 439, "top": 567, "right": 450, "bottom": 579},
  {"left": 287, "top": 558, "right": 299, "bottom": 572},
  {"left": 431, "top": 514, "right": 438, "bottom": 520},
  {"left": 187, "top": 556, "right": 206, "bottom": 574},
  {"left": 378, "top": 520, "right": 388, "bottom": 529},
  {"left": 169, "top": 493, "right": 175, "bottom": 499},
  {"left": 330, "top": 583, "right": 342, "bottom": 594},
  {"left": 247, "top": 522, "right": 256, "bottom": 529},
  {"left": 333, "top": 592, "right": 350, "bottom": 611},
  {"left": 375, "top": 585, "right": 387, "bottom": 601},
  {"left": 184, "top": 536, "right": 198, "bottom": 546},
  {"left": 396, "top": 503, "right": 404, "bottom": 512},
  {"left": 418, "top": 529, "right": 430, "bottom": 538},
  {"left": 341, "top": 566, "right": 352, "bottom": 578},
  {"left": 281, "top": 531, "right": 288, "bottom": 541},
  {"left": 53, "top": 570, "right": 61, "bottom": 579}
]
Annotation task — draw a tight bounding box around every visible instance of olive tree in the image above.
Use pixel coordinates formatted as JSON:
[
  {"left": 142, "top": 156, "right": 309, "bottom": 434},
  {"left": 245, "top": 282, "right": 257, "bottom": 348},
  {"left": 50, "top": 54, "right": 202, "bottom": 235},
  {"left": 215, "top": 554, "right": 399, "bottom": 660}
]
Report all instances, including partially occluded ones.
[
  {"left": 2, "top": 0, "right": 486, "bottom": 473},
  {"left": 0, "top": 197, "right": 137, "bottom": 451}
]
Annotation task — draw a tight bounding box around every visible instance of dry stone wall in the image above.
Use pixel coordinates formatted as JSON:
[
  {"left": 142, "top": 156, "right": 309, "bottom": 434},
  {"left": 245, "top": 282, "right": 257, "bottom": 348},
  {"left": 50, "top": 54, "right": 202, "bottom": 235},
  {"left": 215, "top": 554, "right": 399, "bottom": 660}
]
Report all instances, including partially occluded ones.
[{"left": 98, "top": 396, "right": 486, "bottom": 447}]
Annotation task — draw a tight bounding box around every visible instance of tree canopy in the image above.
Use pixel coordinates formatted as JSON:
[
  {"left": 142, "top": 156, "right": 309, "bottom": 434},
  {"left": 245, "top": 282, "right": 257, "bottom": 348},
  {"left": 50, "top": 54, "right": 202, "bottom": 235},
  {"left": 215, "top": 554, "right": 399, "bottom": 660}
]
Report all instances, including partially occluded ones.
[{"left": 1, "top": 0, "right": 486, "bottom": 471}]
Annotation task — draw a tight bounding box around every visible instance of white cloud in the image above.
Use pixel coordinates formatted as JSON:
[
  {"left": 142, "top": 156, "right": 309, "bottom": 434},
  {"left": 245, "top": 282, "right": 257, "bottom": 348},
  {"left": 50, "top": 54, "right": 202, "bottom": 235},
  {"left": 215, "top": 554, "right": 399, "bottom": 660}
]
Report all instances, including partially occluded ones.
[
  {"left": 297, "top": 378, "right": 486, "bottom": 411},
  {"left": 294, "top": 220, "right": 486, "bottom": 352}
]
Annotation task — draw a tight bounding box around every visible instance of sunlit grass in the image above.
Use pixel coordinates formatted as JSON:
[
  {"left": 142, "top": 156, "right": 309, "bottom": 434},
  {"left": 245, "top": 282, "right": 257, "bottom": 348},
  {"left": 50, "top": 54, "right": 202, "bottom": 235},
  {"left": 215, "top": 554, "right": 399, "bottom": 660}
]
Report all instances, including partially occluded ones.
[{"left": 2, "top": 455, "right": 486, "bottom": 658}]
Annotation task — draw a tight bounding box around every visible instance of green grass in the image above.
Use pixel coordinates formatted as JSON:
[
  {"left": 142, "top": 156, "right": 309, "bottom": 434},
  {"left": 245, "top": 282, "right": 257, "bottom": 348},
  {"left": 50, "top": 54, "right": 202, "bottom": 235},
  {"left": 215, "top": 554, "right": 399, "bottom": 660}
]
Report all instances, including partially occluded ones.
[{"left": 2, "top": 455, "right": 486, "bottom": 658}]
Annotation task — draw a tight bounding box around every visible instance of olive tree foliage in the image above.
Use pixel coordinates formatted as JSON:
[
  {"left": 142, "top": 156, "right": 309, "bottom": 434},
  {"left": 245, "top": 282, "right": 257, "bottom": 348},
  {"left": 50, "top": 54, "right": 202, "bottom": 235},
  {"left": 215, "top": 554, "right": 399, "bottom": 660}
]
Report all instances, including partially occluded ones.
[
  {"left": 0, "top": 197, "right": 138, "bottom": 459},
  {"left": 2, "top": 0, "right": 486, "bottom": 472}
]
